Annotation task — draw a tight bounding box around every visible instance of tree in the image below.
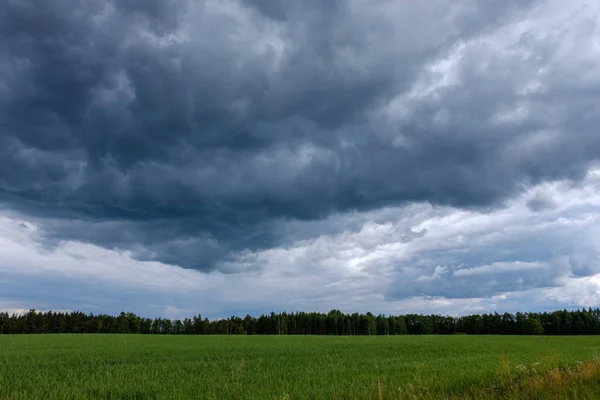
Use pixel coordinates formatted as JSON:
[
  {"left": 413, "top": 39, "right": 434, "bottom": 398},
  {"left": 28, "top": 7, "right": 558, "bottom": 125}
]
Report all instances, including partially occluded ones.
[
  {"left": 522, "top": 318, "right": 544, "bottom": 335},
  {"left": 2, "top": 308, "right": 600, "bottom": 336}
]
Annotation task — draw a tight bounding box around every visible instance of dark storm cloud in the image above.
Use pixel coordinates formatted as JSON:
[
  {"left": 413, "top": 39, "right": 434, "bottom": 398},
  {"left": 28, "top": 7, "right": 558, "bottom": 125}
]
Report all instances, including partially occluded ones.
[{"left": 1, "top": 0, "right": 599, "bottom": 270}]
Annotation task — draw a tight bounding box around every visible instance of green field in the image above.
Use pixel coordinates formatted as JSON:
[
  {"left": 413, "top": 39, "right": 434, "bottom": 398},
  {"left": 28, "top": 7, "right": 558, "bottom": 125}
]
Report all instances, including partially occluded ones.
[{"left": 1, "top": 335, "right": 599, "bottom": 399}]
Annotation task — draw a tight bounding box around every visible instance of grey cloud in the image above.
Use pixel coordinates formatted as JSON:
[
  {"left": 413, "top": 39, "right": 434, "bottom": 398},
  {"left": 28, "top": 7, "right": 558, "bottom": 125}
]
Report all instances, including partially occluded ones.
[
  {"left": 386, "top": 189, "right": 600, "bottom": 300},
  {"left": 527, "top": 191, "right": 556, "bottom": 212},
  {"left": 1, "top": 174, "right": 600, "bottom": 314},
  {"left": 394, "top": 259, "right": 571, "bottom": 299},
  {"left": 1, "top": 0, "right": 599, "bottom": 270},
  {"left": 390, "top": 251, "right": 572, "bottom": 300}
]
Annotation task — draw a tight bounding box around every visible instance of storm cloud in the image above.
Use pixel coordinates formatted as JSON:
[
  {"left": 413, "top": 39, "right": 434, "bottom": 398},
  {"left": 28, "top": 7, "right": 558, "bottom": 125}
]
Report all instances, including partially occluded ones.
[{"left": 1, "top": 0, "right": 600, "bottom": 315}]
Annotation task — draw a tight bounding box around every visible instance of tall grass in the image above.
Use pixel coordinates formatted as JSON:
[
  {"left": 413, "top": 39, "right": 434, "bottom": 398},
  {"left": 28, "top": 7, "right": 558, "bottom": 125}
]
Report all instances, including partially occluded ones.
[
  {"left": 0, "top": 335, "right": 599, "bottom": 399},
  {"left": 450, "top": 357, "right": 600, "bottom": 400}
]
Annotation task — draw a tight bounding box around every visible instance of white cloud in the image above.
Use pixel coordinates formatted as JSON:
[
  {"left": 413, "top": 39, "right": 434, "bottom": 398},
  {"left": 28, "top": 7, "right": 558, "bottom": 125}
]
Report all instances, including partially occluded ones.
[{"left": 453, "top": 261, "right": 547, "bottom": 277}]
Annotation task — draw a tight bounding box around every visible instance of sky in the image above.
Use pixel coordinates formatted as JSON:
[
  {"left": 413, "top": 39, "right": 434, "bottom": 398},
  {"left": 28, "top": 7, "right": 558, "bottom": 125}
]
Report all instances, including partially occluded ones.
[{"left": 1, "top": 0, "right": 600, "bottom": 319}]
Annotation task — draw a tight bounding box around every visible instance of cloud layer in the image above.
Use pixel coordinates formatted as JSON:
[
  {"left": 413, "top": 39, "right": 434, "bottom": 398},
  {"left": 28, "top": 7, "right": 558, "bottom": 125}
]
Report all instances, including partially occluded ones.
[
  {"left": 1, "top": 0, "right": 599, "bottom": 316},
  {"left": 1, "top": 169, "right": 599, "bottom": 317}
]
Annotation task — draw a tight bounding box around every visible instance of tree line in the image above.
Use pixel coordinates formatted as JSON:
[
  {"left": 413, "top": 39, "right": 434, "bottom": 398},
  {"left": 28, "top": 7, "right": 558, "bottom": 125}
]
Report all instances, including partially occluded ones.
[{"left": 1, "top": 308, "right": 599, "bottom": 335}]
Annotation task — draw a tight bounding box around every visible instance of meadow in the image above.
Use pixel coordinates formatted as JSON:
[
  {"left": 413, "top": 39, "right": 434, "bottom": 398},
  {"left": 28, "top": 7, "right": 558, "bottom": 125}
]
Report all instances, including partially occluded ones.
[{"left": 1, "top": 335, "right": 599, "bottom": 399}]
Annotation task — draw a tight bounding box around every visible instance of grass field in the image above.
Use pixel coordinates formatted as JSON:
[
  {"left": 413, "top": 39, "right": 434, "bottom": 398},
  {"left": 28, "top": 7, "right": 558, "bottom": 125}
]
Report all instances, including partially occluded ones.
[{"left": 1, "top": 335, "right": 600, "bottom": 399}]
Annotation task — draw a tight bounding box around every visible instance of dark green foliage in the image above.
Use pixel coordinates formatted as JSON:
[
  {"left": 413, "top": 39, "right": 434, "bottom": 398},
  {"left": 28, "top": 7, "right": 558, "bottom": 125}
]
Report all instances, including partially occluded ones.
[
  {"left": 522, "top": 318, "right": 544, "bottom": 335},
  {"left": 0, "top": 308, "right": 598, "bottom": 335}
]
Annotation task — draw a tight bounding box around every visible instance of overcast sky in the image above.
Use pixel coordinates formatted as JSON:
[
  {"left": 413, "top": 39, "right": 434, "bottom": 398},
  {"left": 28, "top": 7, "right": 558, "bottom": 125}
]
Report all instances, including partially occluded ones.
[{"left": 1, "top": 0, "right": 600, "bottom": 319}]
